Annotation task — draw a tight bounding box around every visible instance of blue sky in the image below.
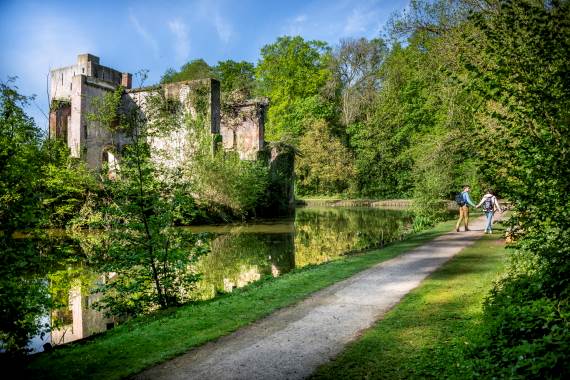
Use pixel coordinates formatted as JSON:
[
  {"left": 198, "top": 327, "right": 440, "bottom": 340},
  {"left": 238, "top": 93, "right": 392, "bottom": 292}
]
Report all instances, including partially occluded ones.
[{"left": 0, "top": 0, "right": 408, "bottom": 129}]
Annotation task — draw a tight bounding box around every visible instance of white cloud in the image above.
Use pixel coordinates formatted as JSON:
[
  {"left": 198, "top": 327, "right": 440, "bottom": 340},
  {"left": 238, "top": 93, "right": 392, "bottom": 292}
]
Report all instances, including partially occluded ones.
[
  {"left": 168, "top": 19, "right": 190, "bottom": 64},
  {"left": 195, "top": 0, "right": 233, "bottom": 44},
  {"left": 214, "top": 12, "right": 233, "bottom": 43},
  {"left": 343, "top": 7, "right": 380, "bottom": 36},
  {"left": 128, "top": 9, "right": 159, "bottom": 58},
  {"left": 294, "top": 14, "right": 308, "bottom": 23},
  {"left": 285, "top": 14, "right": 308, "bottom": 35},
  {"left": 277, "top": 0, "right": 393, "bottom": 42}
]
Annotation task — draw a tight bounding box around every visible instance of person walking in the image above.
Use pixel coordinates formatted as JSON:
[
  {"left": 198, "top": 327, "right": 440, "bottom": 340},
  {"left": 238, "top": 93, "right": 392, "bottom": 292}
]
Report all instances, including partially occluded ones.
[
  {"left": 476, "top": 189, "right": 503, "bottom": 234},
  {"left": 455, "top": 185, "right": 477, "bottom": 232}
]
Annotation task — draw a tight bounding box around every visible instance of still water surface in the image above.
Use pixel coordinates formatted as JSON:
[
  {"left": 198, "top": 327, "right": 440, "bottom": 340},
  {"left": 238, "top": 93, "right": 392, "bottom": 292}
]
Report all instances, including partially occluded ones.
[{"left": 32, "top": 206, "right": 411, "bottom": 351}]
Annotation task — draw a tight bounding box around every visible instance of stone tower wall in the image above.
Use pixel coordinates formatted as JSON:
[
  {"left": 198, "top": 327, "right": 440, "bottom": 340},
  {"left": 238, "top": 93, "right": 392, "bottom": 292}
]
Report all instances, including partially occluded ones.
[{"left": 49, "top": 54, "right": 265, "bottom": 170}]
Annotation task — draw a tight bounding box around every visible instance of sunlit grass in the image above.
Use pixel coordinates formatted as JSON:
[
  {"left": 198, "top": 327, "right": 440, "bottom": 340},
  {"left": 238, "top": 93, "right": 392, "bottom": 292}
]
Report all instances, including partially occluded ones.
[{"left": 311, "top": 231, "right": 507, "bottom": 379}]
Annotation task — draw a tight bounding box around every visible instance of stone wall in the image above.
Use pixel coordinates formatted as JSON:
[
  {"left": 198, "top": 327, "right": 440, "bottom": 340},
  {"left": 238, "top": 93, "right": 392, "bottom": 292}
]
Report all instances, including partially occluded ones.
[
  {"left": 220, "top": 99, "right": 267, "bottom": 160},
  {"left": 50, "top": 54, "right": 132, "bottom": 168},
  {"left": 78, "top": 76, "right": 125, "bottom": 167},
  {"left": 50, "top": 55, "right": 232, "bottom": 170},
  {"left": 49, "top": 54, "right": 128, "bottom": 103},
  {"left": 124, "top": 78, "right": 221, "bottom": 169},
  {"left": 49, "top": 54, "right": 275, "bottom": 180}
]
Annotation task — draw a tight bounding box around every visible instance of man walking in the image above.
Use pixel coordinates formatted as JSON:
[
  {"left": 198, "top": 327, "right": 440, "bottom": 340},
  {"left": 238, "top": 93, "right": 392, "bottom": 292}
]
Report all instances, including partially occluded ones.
[{"left": 456, "top": 185, "right": 476, "bottom": 232}]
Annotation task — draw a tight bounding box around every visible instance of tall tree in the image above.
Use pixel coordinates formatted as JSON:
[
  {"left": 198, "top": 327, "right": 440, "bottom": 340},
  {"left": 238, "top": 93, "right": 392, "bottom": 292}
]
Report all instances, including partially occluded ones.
[
  {"left": 256, "top": 36, "right": 333, "bottom": 140},
  {"left": 161, "top": 59, "right": 213, "bottom": 84},
  {"left": 86, "top": 86, "right": 206, "bottom": 315},
  {"left": 0, "top": 80, "right": 48, "bottom": 357},
  {"left": 296, "top": 120, "right": 355, "bottom": 195},
  {"left": 330, "top": 37, "right": 388, "bottom": 126},
  {"left": 214, "top": 60, "right": 256, "bottom": 97},
  {"left": 0, "top": 80, "right": 92, "bottom": 356},
  {"left": 464, "top": 1, "right": 570, "bottom": 376}
]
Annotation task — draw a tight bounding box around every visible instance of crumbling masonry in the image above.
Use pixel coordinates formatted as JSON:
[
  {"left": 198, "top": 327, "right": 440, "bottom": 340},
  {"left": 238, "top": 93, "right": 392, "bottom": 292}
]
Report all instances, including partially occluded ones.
[
  {"left": 49, "top": 54, "right": 294, "bottom": 214},
  {"left": 49, "top": 53, "right": 267, "bottom": 168}
]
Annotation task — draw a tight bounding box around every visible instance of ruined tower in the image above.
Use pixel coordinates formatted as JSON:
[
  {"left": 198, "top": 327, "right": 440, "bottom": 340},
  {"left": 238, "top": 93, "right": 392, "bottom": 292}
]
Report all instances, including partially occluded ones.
[
  {"left": 49, "top": 54, "right": 132, "bottom": 168},
  {"left": 49, "top": 54, "right": 267, "bottom": 169}
]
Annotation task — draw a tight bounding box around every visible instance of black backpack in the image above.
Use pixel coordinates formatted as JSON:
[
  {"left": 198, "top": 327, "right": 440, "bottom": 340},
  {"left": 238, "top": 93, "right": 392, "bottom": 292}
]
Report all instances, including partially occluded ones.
[
  {"left": 455, "top": 193, "right": 466, "bottom": 206},
  {"left": 483, "top": 196, "right": 494, "bottom": 212}
]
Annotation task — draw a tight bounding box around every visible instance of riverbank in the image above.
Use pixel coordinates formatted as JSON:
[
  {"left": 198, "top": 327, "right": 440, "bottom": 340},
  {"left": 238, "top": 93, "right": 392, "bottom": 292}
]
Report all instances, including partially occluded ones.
[
  {"left": 297, "top": 198, "right": 415, "bottom": 208},
  {"left": 25, "top": 219, "right": 459, "bottom": 379},
  {"left": 296, "top": 197, "right": 511, "bottom": 210},
  {"left": 311, "top": 230, "right": 507, "bottom": 379}
]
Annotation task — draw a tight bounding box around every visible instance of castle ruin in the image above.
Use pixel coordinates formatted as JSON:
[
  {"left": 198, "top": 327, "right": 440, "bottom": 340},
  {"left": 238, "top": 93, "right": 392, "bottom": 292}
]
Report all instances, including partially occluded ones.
[
  {"left": 49, "top": 54, "right": 267, "bottom": 169},
  {"left": 49, "top": 54, "right": 294, "bottom": 214}
]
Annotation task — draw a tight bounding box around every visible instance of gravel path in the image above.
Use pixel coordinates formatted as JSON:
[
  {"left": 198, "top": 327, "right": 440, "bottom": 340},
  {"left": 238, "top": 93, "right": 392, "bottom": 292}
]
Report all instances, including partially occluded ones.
[{"left": 136, "top": 215, "right": 493, "bottom": 380}]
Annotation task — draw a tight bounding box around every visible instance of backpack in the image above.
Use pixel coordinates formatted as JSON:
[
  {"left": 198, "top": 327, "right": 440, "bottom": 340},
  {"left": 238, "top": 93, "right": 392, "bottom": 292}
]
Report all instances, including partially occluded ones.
[
  {"left": 455, "top": 193, "right": 466, "bottom": 207},
  {"left": 483, "top": 196, "right": 494, "bottom": 212}
]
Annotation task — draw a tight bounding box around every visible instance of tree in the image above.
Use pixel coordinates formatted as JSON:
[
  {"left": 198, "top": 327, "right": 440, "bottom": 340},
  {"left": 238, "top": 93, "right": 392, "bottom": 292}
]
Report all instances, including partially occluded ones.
[
  {"left": 0, "top": 80, "right": 49, "bottom": 357},
  {"left": 463, "top": 1, "right": 570, "bottom": 376},
  {"left": 161, "top": 59, "right": 213, "bottom": 84},
  {"left": 86, "top": 86, "right": 206, "bottom": 315},
  {"left": 213, "top": 60, "right": 256, "bottom": 97},
  {"left": 330, "top": 37, "right": 388, "bottom": 126},
  {"left": 256, "top": 36, "right": 333, "bottom": 140},
  {"left": 0, "top": 80, "right": 91, "bottom": 357},
  {"left": 296, "top": 120, "right": 355, "bottom": 195}
]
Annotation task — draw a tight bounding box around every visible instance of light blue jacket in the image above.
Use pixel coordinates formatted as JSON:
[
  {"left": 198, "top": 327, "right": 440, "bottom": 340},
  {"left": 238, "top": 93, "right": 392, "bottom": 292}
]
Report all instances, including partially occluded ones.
[{"left": 462, "top": 191, "right": 476, "bottom": 207}]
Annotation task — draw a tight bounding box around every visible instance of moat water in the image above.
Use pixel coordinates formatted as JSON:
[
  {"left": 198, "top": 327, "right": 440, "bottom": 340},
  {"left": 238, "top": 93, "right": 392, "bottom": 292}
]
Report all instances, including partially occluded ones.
[{"left": 28, "top": 206, "right": 412, "bottom": 352}]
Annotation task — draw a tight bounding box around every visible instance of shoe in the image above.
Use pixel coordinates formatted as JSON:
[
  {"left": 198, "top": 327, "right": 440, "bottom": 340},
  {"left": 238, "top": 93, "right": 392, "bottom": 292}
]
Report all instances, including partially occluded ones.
[
  {"left": 465, "top": 228, "right": 470, "bottom": 231},
  {"left": 456, "top": 228, "right": 460, "bottom": 232}
]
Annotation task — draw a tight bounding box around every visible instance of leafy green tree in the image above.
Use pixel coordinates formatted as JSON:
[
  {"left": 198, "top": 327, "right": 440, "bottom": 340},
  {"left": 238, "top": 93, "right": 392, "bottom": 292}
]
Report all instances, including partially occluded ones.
[
  {"left": 347, "top": 42, "right": 415, "bottom": 198},
  {"left": 86, "top": 87, "right": 207, "bottom": 315},
  {"left": 462, "top": 1, "right": 570, "bottom": 376},
  {"left": 296, "top": 120, "right": 355, "bottom": 195},
  {"left": 161, "top": 59, "right": 213, "bottom": 84},
  {"left": 0, "top": 80, "right": 48, "bottom": 357},
  {"left": 40, "top": 139, "right": 97, "bottom": 227},
  {"left": 0, "top": 80, "right": 43, "bottom": 232},
  {"left": 214, "top": 60, "right": 256, "bottom": 97},
  {"left": 0, "top": 80, "right": 91, "bottom": 356},
  {"left": 256, "top": 36, "right": 333, "bottom": 140}
]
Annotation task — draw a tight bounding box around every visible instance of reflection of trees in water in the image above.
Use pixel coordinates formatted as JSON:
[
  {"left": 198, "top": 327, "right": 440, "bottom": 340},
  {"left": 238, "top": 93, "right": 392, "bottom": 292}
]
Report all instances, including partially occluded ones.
[
  {"left": 294, "top": 208, "right": 411, "bottom": 267},
  {"left": 68, "top": 226, "right": 208, "bottom": 317},
  {"left": 12, "top": 208, "right": 410, "bottom": 351},
  {"left": 0, "top": 233, "right": 96, "bottom": 354},
  {"left": 47, "top": 265, "right": 116, "bottom": 347},
  {"left": 191, "top": 233, "right": 295, "bottom": 300}
]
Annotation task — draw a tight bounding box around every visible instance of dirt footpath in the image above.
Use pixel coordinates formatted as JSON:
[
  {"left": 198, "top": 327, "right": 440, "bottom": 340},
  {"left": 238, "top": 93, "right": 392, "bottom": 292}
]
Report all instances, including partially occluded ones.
[{"left": 136, "top": 216, "right": 495, "bottom": 380}]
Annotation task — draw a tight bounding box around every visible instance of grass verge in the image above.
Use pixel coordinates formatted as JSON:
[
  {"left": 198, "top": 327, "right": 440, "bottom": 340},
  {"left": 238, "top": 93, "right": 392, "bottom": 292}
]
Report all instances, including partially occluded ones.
[
  {"left": 26, "top": 219, "right": 458, "bottom": 380},
  {"left": 311, "top": 229, "right": 507, "bottom": 379}
]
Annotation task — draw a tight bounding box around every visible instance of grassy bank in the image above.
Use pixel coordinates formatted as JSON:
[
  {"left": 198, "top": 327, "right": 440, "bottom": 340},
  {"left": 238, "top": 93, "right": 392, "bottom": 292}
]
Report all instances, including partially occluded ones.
[
  {"left": 25, "top": 220, "right": 458, "bottom": 379},
  {"left": 311, "top": 230, "right": 507, "bottom": 379}
]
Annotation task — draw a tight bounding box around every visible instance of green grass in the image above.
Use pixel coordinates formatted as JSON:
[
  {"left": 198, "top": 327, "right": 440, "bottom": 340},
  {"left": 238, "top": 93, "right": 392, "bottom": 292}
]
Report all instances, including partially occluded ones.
[
  {"left": 26, "top": 219, "right": 457, "bottom": 380},
  {"left": 311, "top": 230, "right": 507, "bottom": 380}
]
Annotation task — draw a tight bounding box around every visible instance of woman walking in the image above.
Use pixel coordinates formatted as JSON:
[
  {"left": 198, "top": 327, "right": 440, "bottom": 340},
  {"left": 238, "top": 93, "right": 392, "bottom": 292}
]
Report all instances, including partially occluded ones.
[{"left": 476, "top": 189, "right": 503, "bottom": 234}]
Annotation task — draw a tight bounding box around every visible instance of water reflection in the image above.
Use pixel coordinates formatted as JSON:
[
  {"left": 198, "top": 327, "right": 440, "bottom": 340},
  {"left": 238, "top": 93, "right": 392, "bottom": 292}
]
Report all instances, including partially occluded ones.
[
  {"left": 191, "top": 232, "right": 295, "bottom": 300},
  {"left": 32, "top": 206, "right": 411, "bottom": 351},
  {"left": 294, "top": 207, "right": 410, "bottom": 267}
]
